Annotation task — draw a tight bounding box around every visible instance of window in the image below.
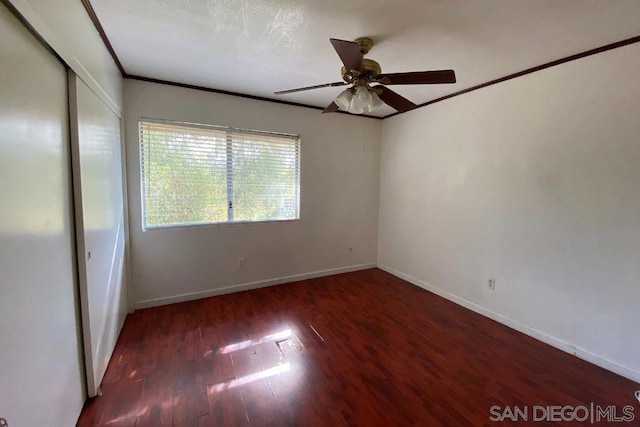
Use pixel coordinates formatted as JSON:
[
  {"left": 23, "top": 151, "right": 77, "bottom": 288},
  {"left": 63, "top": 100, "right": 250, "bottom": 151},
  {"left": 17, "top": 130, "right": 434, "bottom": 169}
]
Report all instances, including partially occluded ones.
[{"left": 140, "top": 119, "right": 300, "bottom": 230}]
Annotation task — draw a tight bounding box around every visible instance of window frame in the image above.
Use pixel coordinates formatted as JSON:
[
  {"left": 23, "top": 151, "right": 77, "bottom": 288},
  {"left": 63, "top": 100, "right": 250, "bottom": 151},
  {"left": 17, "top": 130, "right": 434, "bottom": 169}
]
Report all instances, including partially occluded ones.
[{"left": 139, "top": 117, "right": 301, "bottom": 231}]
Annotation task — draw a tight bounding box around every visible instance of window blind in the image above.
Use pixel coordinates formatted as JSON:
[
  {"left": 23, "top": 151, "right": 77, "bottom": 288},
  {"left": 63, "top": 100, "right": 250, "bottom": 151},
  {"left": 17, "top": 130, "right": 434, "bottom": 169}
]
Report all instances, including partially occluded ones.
[{"left": 140, "top": 119, "right": 300, "bottom": 229}]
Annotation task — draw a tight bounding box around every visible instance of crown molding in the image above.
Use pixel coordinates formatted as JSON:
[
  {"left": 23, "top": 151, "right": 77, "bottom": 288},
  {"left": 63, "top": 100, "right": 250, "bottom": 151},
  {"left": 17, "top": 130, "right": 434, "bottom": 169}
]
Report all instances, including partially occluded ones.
[{"left": 382, "top": 35, "right": 640, "bottom": 120}]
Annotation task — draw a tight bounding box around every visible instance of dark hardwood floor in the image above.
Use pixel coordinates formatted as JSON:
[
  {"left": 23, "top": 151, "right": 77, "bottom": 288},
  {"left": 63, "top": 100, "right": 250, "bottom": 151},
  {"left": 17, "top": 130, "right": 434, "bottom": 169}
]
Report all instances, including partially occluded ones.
[{"left": 78, "top": 269, "right": 638, "bottom": 426}]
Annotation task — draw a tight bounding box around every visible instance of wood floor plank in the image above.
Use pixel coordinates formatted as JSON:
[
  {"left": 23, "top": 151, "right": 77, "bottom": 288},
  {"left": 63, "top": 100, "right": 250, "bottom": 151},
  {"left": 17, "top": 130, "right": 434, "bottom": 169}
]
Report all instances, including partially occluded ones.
[{"left": 77, "top": 269, "right": 639, "bottom": 426}]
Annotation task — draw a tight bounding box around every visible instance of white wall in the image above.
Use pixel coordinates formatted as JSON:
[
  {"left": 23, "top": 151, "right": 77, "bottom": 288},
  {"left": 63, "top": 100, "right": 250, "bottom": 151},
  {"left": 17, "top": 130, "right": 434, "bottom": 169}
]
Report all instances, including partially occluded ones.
[
  {"left": 378, "top": 43, "right": 640, "bottom": 382},
  {"left": 0, "top": 4, "right": 85, "bottom": 425},
  {"left": 69, "top": 74, "right": 129, "bottom": 397},
  {"left": 124, "top": 79, "right": 381, "bottom": 307}
]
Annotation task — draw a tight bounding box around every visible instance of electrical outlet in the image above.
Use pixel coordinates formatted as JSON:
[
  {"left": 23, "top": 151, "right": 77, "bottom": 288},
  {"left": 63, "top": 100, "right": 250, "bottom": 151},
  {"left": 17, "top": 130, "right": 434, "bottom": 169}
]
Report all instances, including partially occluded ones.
[
  {"left": 237, "top": 257, "right": 246, "bottom": 269},
  {"left": 488, "top": 278, "right": 496, "bottom": 290}
]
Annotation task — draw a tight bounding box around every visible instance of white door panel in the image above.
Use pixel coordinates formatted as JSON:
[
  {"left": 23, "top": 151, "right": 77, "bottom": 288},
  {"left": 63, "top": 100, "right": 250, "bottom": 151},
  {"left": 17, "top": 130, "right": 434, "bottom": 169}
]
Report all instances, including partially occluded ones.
[
  {"left": 69, "top": 74, "right": 128, "bottom": 396},
  {"left": 0, "top": 3, "right": 85, "bottom": 426}
]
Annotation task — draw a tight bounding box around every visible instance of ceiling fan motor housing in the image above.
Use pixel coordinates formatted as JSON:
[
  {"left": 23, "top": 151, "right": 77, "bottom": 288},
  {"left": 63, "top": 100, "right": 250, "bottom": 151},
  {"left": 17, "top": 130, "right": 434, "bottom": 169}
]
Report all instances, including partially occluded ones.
[
  {"left": 341, "top": 59, "right": 381, "bottom": 82},
  {"left": 354, "top": 37, "right": 374, "bottom": 54}
]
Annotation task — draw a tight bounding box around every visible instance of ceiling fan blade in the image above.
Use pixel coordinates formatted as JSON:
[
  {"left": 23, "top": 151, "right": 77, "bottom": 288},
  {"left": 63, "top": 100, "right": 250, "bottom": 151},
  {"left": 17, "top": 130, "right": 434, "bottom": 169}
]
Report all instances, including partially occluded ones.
[
  {"left": 275, "top": 81, "right": 347, "bottom": 95},
  {"left": 375, "top": 86, "right": 417, "bottom": 113},
  {"left": 322, "top": 102, "right": 339, "bottom": 114},
  {"left": 376, "top": 70, "right": 456, "bottom": 85},
  {"left": 330, "top": 38, "right": 364, "bottom": 72}
]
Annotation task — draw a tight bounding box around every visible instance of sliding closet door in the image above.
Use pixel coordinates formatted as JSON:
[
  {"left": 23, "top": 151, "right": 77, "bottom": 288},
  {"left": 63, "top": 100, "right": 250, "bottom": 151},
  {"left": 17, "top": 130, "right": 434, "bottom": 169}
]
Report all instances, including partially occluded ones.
[
  {"left": 0, "top": 3, "right": 85, "bottom": 426},
  {"left": 69, "top": 73, "right": 128, "bottom": 397}
]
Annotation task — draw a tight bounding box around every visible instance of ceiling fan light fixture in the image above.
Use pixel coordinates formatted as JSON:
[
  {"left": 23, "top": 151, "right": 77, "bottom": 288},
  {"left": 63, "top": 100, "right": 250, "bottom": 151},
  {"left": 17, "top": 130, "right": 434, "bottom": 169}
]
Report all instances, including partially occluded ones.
[
  {"left": 366, "top": 90, "right": 383, "bottom": 112},
  {"left": 349, "top": 91, "right": 370, "bottom": 114},
  {"left": 354, "top": 85, "right": 372, "bottom": 104},
  {"left": 347, "top": 101, "right": 365, "bottom": 115},
  {"left": 347, "top": 86, "right": 383, "bottom": 114},
  {"left": 335, "top": 88, "right": 353, "bottom": 110}
]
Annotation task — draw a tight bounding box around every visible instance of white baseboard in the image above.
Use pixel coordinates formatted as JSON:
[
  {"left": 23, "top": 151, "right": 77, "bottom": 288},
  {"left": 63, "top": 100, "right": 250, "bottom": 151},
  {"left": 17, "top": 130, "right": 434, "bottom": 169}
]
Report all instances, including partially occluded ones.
[
  {"left": 134, "top": 262, "right": 377, "bottom": 310},
  {"left": 377, "top": 263, "right": 640, "bottom": 385}
]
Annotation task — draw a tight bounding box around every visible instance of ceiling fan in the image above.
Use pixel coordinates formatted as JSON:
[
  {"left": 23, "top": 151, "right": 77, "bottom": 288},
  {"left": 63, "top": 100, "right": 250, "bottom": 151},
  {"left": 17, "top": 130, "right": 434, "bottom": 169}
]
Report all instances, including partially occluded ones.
[{"left": 274, "top": 37, "right": 456, "bottom": 115}]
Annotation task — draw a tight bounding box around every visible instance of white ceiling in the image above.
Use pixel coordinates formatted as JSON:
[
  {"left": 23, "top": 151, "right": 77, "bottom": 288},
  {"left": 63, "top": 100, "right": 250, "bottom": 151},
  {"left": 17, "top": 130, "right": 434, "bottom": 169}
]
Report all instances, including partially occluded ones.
[{"left": 91, "top": 0, "right": 640, "bottom": 117}]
